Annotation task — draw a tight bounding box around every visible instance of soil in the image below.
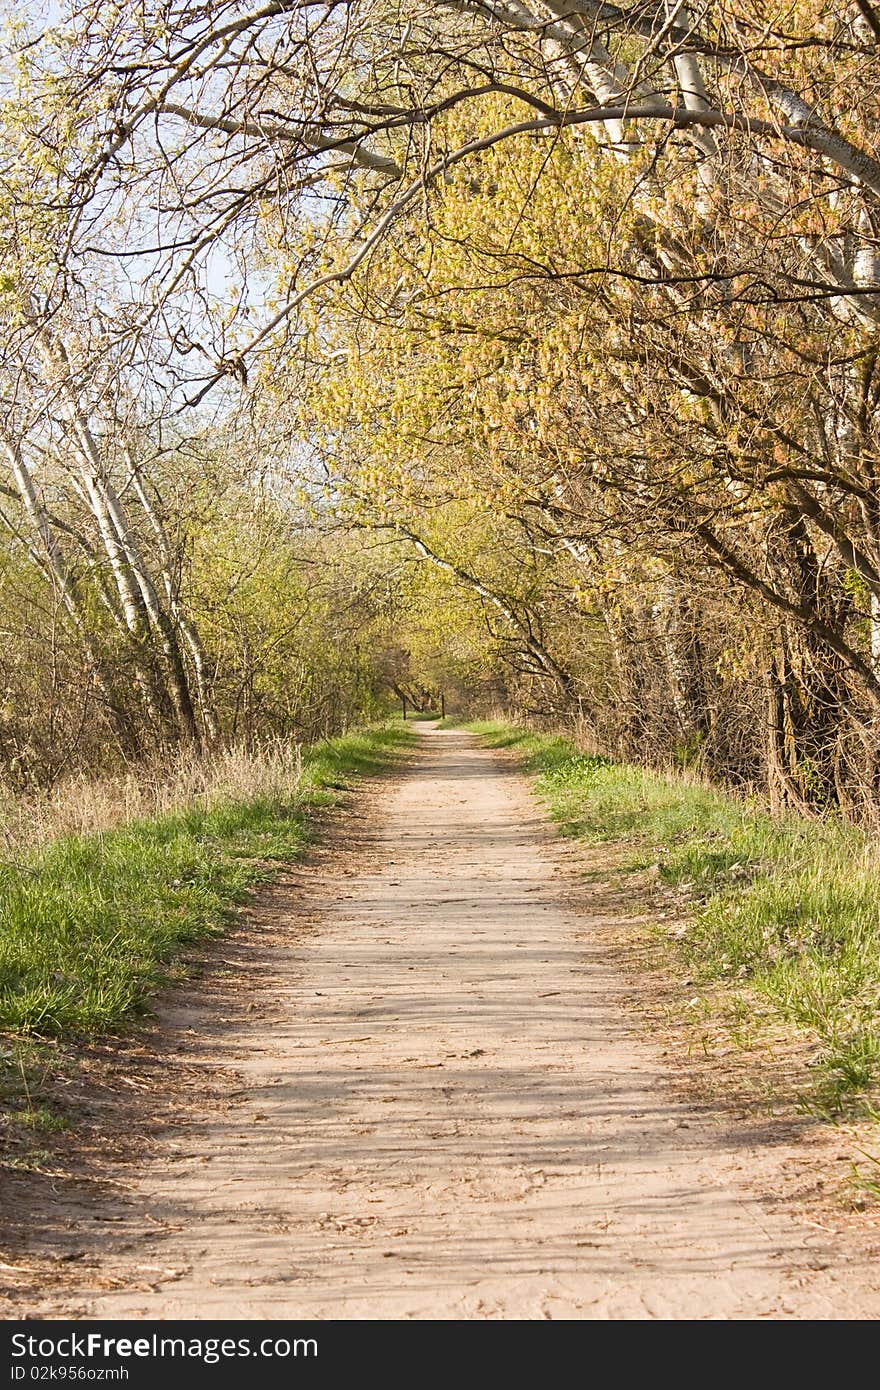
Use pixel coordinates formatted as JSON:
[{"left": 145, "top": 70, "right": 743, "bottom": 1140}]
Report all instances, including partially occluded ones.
[{"left": 3, "top": 725, "right": 880, "bottom": 1319}]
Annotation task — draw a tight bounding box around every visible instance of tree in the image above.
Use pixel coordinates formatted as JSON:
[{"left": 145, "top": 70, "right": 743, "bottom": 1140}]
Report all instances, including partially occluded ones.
[{"left": 4, "top": 1, "right": 880, "bottom": 808}]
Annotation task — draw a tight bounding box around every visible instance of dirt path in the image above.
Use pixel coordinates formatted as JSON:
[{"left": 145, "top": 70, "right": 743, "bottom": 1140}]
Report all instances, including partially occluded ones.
[{"left": 22, "top": 726, "right": 880, "bottom": 1318}]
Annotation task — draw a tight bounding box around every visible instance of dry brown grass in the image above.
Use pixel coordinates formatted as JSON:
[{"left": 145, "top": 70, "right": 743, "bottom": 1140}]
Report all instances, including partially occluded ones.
[{"left": 0, "top": 740, "right": 305, "bottom": 853}]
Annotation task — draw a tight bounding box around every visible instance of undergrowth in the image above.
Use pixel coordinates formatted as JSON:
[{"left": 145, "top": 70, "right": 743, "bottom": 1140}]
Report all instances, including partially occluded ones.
[{"left": 470, "top": 720, "right": 880, "bottom": 1118}]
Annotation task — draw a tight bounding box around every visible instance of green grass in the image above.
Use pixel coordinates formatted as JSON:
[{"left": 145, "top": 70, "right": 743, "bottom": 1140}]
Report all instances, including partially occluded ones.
[
  {"left": 470, "top": 720, "right": 880, "bottom": 1117},
  {"left": 0, "top": 723, "right": 410, "bottom": 1041}
]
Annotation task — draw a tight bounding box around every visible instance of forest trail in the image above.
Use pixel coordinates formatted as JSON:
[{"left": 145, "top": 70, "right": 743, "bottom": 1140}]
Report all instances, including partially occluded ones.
[{"left": 28, "top": 726, "right": 880, "bottom": 1320}]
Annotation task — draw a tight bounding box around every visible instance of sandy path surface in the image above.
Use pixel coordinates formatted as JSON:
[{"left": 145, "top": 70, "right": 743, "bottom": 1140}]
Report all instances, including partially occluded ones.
[{"left": 28, "top": 726, "right": 880, "bottom": 1319}]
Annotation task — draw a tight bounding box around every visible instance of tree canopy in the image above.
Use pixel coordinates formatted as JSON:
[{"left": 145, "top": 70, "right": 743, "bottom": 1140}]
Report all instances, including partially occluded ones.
[{"left": 2, "top": 1, "right": 880, "bottom": 811}]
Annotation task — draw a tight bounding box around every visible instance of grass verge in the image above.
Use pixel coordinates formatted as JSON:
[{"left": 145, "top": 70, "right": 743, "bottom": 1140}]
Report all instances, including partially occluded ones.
[
  {"left": 469, "top": 720, "right": 880, "bottom": 1119},
  {"left": 0, "top": 724, "right": 410, "bottom": 1041},
  {"left": 1, "top": 722, "right": 412, "bottom": 1163}
]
